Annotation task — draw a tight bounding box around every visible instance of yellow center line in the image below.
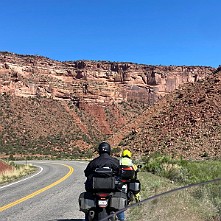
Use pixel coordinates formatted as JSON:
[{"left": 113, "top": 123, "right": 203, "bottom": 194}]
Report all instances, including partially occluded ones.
[{"left": 0, "top": 163, "right": 74, "bottom": 212}]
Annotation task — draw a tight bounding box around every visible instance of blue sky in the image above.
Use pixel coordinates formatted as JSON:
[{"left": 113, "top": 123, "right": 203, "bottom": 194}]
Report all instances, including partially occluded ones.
[{"left": 1, "top": 0, "right": 220, "bottom": 67}]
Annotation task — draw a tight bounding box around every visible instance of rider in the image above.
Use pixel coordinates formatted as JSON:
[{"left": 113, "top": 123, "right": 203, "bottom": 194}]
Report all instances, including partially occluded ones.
[
  {"left": 117, "top": 149, "right": 141, "bottom": 221},
  {"left": 84, "top": 141, "right": 119, "bottom": 191},
  {"left": 120, "top": 149, "right": 137, "bottom": 171},
  {"left": 119, "top": 149, "right": 141, "bottom": 202}
]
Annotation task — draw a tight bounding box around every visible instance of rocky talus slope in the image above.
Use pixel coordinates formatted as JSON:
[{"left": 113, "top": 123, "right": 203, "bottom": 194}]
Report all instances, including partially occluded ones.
[{"left": 114, "top": 70, "right": 221, "bottom": 160}]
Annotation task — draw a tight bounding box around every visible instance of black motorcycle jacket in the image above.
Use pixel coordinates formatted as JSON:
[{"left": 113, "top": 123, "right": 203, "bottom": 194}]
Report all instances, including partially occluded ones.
[{"left": 84, "top": 153, "right": 119, "bottom": 177}]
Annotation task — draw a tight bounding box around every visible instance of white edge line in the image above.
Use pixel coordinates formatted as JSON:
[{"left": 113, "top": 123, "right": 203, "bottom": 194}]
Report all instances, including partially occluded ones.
[{"left": 0, "top": 165, "right": 43, "bottom": 190}]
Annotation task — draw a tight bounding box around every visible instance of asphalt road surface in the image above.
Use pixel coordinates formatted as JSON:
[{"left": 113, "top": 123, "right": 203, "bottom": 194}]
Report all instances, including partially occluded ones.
[{"left": 0, "top": 160, "right": 88, "bottom": 221}]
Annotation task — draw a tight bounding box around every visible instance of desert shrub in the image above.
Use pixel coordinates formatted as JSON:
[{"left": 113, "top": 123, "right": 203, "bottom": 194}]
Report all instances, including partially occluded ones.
[
  {"left": 82, "top": 134, "right": 91, "bottom": 143},
  {"left": 119, "top": 132, "right": 137, "bottom": 147},
  {"left": 111, "top": 146, "right": 121, "bottom": 154},
  {"left": 79, "top": 149, "right": 94, "bottom": 159},
  {"left": 142, "top": 153, "right": 221, "bottom": 184},
  {"left": 142, "top": 153, "right": 188, "bottom": 182}
]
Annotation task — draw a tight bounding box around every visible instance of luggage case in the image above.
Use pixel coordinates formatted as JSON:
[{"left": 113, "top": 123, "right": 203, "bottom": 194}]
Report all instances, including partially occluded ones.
[
  {"left": 128, "top": 180, "right": 141, "bottom": 194},
  {"left": 79, "top": 192, "right": 96, "bottom": 213},
  {"left": 109, "top": 191, "right": 127, "bottom": 210}
]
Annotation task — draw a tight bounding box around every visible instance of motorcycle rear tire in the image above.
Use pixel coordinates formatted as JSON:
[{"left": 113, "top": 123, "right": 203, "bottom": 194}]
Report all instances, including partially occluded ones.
[{"left": 98, "top": 208, "right": 108, "bottom": 220}]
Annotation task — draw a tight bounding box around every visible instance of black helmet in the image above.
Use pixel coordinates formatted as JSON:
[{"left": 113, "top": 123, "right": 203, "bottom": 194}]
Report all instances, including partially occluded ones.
[{"left": 98, "top": 142, "right": 111, "bottom": 155}]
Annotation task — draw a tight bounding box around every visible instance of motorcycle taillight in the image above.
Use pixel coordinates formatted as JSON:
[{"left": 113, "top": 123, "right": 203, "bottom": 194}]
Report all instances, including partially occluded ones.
[
  {"left": 97, "top": 193, "right": 109, "bottom": 198},
  {"left": 122, "top": 166, "right": 134, "bottom": 170}
]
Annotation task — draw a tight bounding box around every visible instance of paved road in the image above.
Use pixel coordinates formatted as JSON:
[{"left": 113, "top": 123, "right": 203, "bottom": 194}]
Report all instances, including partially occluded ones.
[{"left": 0, "top": 160, "right": 88, "bottom": 221}]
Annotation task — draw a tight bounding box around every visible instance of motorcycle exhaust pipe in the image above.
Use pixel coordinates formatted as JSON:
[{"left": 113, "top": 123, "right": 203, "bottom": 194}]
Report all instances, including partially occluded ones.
[{"left": 89, "top": 210, "right": 95, "bottom": 219}]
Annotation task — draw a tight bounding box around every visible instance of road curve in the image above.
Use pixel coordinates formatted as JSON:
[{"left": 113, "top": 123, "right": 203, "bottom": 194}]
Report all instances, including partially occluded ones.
[{"left": 0, "top": 160, "right": 88, "bottom": 221}]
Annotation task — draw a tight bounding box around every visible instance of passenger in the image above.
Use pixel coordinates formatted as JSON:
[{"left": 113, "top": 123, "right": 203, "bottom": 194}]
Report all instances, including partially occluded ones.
[
  {"left": 117, "top": 149, "right": 141, "bottom": 221},
  {"left": 120, "top": 149, "right": 140, "bottom": 202}
]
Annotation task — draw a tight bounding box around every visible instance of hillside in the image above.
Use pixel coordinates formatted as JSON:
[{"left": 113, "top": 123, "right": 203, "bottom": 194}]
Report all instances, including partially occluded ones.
[
  {"left": 115, "top": 69, "right": 221, "bottom": 160},
  {"left": 0, "top": 51, "right": 220, "bottom": 160},
  {"left": 0, "top": 94, "right": 144, "bottom": 158}
]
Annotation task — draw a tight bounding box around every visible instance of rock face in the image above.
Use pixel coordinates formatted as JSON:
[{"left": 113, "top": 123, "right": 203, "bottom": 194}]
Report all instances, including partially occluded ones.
[{"left": 0, "top": 52, "right": 215, "bottom": 105}]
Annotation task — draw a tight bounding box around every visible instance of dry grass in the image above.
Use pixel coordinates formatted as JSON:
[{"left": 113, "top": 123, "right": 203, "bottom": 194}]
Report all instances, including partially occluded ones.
[
  {"left": 127, "top": 172, "right": 219, "bottom": 221},
  {"left": 0, "top": 164, "right": 36, "bottom": 184}
]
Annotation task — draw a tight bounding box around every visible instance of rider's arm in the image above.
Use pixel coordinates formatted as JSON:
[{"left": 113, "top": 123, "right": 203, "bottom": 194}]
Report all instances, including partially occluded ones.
[{"left": 84, "top": 161, "right": 94, "bottom": 177}]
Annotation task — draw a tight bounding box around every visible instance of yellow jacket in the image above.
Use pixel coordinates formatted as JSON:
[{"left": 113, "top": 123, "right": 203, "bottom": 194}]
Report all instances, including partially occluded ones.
[{"left": 119, "top": 157, "right": 137, "bottom": 171}]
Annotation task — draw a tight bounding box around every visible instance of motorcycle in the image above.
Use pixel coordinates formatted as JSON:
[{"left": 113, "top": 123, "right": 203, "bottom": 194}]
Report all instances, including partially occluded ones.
[
  {"left": 79, "top": 167, "right": 127, "bottom": 221},
  {"left": 118, "top": 165, "right": 142, "bottom": 204}
]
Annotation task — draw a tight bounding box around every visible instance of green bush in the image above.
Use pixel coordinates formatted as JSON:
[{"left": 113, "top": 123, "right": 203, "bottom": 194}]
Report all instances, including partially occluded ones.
[
  {"left": 142, "top": 153, "right": 186, "bottom": 182},
  {"left": 142, "top": 153, "right": 221, "bottom": 184},
  {"left": 111, "top": 146, "right": 121, "bottom": 154}
]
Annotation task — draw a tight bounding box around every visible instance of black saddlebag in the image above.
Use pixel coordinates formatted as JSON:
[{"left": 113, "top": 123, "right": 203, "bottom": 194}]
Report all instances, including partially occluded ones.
[
  {"left": 79, "top": 192, "right": 96, "bottom": 213},
  {"left": 128, "top": 180, "right": 141, "bottom": 194},
  {"left": 109, "top": 192, "right": 127, "bottom": 210}
]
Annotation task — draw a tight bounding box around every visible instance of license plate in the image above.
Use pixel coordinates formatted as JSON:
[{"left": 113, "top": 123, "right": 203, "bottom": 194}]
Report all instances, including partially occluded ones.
[{"left": 98, "top": 200, "right": 108, "bottom": 207}]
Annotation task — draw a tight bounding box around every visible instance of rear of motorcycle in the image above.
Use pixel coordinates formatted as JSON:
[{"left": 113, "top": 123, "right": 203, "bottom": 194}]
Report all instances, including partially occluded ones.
[
  {"left": 119, "top": 165, "right": 141, "bottom": 204},
  {"left": 92, "top": 192, "right": 115, "bottom": 221},
  {"left": 79, "top": 191, "right": 127, "bottom": 221},
  {"left": 79, "top": 168, "right": 127, "bottom": 221}
]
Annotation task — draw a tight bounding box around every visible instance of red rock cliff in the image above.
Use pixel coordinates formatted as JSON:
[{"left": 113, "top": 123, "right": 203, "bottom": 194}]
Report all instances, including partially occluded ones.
[{"left": 0, "top": 52, "right": 215, "bottom": 106}]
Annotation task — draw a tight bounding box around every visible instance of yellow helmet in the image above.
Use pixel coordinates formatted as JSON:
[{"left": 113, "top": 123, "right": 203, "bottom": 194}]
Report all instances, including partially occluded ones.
[{"left": 122, "top": 149, "right": 132, "bottom": 158}]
